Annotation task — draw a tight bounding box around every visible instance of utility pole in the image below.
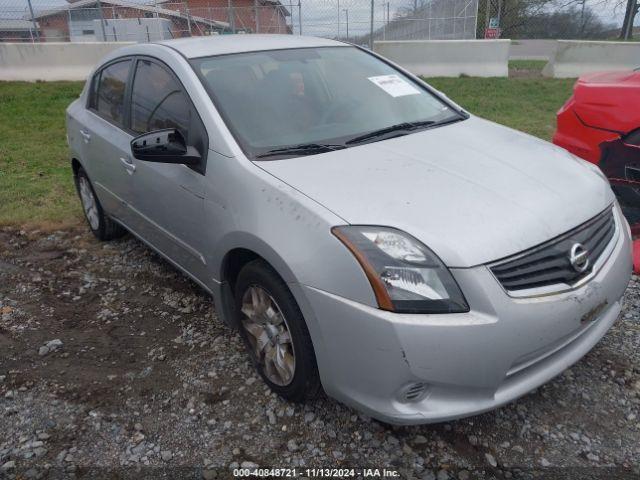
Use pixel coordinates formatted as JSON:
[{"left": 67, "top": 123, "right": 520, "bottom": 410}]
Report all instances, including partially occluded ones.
[
  {"left": 298, "top": 0, "right": 302, "bottom": 35},
  {"left": 26, "top": 0, "right": 40, "bottom": 41},
  {"left": 148, "top": 0, "right": 160, "bottom": 40},
  {"left": 369, "top": 0, "right": 374, "bottom": 49},
  {"left": 485, "top": 0, "right": 491, "bottom": 30},
  {"left": 382, "top": 1, "right": 386, "bottom": 40},
  {"left": 228, "top": 0, "right": 235, "bottom": 33},
  {"left": 186, "top": 6, "right": 192, "bottom": 36},
  {"left": 97, "top": 1, "right": 107, "bottom": 41},
  {"left": 254, "top": 0, "right": 259, "bottom": 33},
  {"left": 343, "top": 8, "right": 349, "bottom": 41},
  {"left": 337, "top": 0, "right": 340, "bottom": 39}
]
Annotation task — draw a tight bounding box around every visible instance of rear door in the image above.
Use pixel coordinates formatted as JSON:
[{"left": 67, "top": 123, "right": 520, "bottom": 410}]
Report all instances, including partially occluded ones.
[
  {"left": 126, "top": 57, "right": 209, "bottom": 281},
  {"left": 81, "top": 58, "right": 137, "bottom": 226}
]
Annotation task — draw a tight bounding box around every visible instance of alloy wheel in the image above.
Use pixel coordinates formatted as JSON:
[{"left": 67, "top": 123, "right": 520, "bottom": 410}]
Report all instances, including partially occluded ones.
[{"left": 240, "top": 285, "right": 296, "bottom": 386}]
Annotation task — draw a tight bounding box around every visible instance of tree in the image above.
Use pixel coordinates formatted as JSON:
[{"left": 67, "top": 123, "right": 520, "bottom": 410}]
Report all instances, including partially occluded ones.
[
  {"left": 476, "top": 0, "right": 636, "bottom": 39},
  {"left": 477, "top": 0, "right": 613, "bottom": 39},
  {"left": 513, "top": 5, "right": 612, "bottom": 38},
  {"left": 619, "top": 0, "right": 639, "bottom": 39}
]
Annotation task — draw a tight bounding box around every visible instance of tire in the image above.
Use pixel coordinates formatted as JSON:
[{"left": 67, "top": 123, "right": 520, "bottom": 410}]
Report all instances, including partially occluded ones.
[
  {"left": 75, "top": 167, "right": 126, "bottom": 241},
  {"left": 234, "top": 259, "right": 321, "bottom": 402}
]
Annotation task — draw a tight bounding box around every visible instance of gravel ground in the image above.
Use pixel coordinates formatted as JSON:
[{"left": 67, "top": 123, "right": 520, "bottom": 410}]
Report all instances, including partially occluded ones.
[{"left": 0, "top": 226, "right": 639, "bottom": 480}]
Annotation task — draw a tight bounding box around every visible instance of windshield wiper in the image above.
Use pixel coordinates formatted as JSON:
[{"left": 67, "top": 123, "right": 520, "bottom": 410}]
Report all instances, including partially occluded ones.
[
  {"left": 345, "top": 121, "right": 436, "bottom": 145},
  {"left": 255, "top": 143, "right": 346, "bottom": 159},
  {"left": 345, "top": 117, "right": 468, "bottom": 146}
]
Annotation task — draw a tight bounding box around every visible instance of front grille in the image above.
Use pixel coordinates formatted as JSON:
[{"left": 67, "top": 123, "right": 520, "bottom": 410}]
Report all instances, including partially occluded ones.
[{"left": 490, "top": 207, "right": 616, "bottom": 292}]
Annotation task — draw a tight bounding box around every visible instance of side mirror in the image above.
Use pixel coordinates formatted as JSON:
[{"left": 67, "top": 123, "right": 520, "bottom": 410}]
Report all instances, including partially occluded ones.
[{"left": 130, "top": 129, "right": 200, "bottom": 166}]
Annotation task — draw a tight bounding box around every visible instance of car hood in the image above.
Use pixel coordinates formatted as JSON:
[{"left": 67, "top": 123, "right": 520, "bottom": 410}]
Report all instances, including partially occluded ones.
[{"left": 257, "top": 116, "right": 614, "bottom": 267}]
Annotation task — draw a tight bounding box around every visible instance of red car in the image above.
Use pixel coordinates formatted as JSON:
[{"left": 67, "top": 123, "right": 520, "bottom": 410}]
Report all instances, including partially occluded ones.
[{"left": 553, "top": 69, "right": 640, "bottom": 273}]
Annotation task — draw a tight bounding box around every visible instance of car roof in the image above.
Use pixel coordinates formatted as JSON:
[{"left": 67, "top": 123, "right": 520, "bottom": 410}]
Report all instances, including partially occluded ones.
[{"left": 155, "top": 34, "right": 348, "bottom": 59}]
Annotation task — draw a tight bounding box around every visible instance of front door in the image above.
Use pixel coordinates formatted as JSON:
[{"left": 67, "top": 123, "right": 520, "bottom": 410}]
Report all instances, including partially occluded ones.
[{"left": 126, "top": 58, "right": 209, "bottom": 282}]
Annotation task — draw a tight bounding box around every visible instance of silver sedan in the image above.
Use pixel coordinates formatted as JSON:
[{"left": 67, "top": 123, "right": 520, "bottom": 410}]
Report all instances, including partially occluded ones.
[{"left": 66, "top": 35, "right": 633, "bottom": 425}]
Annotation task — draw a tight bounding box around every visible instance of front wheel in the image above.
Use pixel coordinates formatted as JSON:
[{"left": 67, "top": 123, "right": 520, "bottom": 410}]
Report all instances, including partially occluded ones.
[{"left": 235, "top": 260, "right": 321, "bottom": 402}]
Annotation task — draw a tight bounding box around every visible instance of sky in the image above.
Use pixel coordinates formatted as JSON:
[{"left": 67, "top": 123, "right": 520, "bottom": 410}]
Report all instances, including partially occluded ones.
[{"left": 294, "top": 0, "right": 407, "bottom": 37}]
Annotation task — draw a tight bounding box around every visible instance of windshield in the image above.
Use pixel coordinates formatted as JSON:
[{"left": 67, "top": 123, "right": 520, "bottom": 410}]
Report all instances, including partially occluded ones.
[{"left": 191, "top": 46, "right": 464, "bottom": 160}]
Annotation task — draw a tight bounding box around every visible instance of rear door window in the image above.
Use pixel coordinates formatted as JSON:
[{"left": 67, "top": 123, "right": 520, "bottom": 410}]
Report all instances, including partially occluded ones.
[{"left": 92, "top": 59, "right": 132, "bottom": 127}]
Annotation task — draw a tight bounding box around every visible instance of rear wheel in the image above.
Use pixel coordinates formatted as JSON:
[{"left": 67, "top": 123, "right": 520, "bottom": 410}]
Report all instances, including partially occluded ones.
[
  {"left": 76, "top": 167, "right": 125, "bottom": 241},
  {"left": 235, "top": 260, "right": 320, "bottom": 402}
]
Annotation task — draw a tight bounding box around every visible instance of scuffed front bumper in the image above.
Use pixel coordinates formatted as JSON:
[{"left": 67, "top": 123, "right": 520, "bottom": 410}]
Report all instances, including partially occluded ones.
[{"left": 297, "top": 209, "right": 633, "bottom": 425}]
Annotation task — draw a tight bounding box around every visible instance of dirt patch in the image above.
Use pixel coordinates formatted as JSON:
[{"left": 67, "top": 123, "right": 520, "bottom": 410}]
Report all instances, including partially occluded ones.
[
  {"left": 509, "top": 67, "right": 544, "bottom": 79},
  {"left": 1, "top": 226, "right": 639, "bottom": 479}
]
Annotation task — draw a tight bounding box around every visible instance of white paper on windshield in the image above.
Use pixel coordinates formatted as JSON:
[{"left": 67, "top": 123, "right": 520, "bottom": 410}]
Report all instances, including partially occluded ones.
[{"left": 368, "top": 74, "right": 421, "bottom": 97}]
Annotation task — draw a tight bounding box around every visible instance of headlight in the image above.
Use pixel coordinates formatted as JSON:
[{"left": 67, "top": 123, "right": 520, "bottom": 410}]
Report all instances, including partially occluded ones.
[{"left": 332, "top": 226, "right": 469, "bottom": 314}]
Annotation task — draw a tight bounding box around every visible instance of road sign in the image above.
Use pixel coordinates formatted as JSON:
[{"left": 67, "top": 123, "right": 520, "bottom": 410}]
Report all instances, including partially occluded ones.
[{"left": 484, "top": 28, "right": 501, "bottom": 39}]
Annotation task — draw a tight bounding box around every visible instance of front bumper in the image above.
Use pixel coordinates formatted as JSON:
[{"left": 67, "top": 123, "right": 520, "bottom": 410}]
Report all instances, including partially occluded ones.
[{"left": 297, "top": 209, "right": 633, "bottom": 425}]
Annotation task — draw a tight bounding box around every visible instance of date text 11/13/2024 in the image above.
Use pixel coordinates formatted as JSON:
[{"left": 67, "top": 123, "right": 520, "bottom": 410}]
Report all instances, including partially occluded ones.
[{"left": 232, "top": 468, "right": 400, "bottom": 478}]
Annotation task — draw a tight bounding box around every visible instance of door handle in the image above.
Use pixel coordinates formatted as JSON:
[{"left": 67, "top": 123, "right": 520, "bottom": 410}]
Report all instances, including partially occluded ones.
[
  {"left": 120, "top": 157, "right": 136, "bottom": 174},
  {"left": 79, "top": 129, "right": 91, "bottom": 143}
]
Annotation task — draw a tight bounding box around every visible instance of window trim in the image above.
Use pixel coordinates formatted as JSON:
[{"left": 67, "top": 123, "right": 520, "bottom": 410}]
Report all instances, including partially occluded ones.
[{"left": 85, "top": 54, "right": 209, "bottom": 175}]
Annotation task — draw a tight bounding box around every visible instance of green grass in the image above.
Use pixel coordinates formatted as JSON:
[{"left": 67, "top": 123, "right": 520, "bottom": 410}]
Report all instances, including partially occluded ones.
[
  {"left": 0, "top": 76, "right": 576, "bottom": 227},
  {"left": 0, "top": 81, "right": 84, "bottom": 227},
  {"left": 426, "top": 76, "right": 575, "bottom": 139}
]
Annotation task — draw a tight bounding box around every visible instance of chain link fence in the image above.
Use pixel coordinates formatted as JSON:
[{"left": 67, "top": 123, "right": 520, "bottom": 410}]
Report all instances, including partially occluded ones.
[
  {"left": 0, "top": 1, "right": 299, "bottom": 42},
  {"left": 478, "top": 0, "right": 625, "bottom": 40},
  {"left": 0, "top": 0, "right": 633, "bottom": 44},
  {"left": 0, "top": 0, "right": 480, "bottom": 44}
]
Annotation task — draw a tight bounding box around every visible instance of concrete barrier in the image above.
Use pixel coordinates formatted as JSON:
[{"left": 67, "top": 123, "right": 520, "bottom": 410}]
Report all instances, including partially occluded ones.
[
  {"left": 542, "top": 40, "right": 640, "bottom": 78},
  {"left": 0, "top": 42, "right": 133, "bottom": 81},
  {"left": 509, "top": 39, "right": 557, "bottom": 60},
  {"left": 374, "top": 40, "right": 510, "bottom": 77}
]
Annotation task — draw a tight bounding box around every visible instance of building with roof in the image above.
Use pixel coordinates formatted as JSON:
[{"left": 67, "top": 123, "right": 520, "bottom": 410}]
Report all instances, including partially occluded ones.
[
  {"left": 158, "top": 0, "right": 291, "bottom": 34},
  {"left": 28, "top": 0, "right": 230, "bottom": 42},
  {"left": 0, "top": 19, "right": 40, "bottom": 42},
  {"left": 19, "top": 0, "right": 289, "bottom": 43}
]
